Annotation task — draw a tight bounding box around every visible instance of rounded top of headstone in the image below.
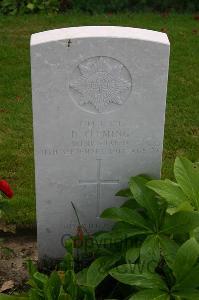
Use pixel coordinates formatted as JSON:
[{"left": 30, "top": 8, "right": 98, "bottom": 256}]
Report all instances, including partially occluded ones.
[{"left": 31, "top": 26, "right": 169, "bottom": 46}]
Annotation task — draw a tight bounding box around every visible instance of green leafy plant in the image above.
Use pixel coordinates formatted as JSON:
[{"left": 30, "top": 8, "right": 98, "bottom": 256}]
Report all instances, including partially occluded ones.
[
  {"left": 147, "top": 157, "right": 199, "bottom": 214},
  {"left": 27, "top": 238, "right": 101, "bottom": 300},
  {"left": 0, "top": 0, "right": 63, "bottom": 15},
  {"left": 76, "top": 157, "right": 199, "bottom": 298},
  {"left": 0, "top": 0, "right": 199, "bottom": 15},
  {"left": 93, "top": 173, "right": 199, "bottom": 271},
  {"left": 25, "top": 0, "right": 61, "bottom": 13},
  {"left": 0, "top": 0, "right": 19, "bottom": 15},
  {"left": 110, "top": 237, "right": 199, "bottom": 299}
]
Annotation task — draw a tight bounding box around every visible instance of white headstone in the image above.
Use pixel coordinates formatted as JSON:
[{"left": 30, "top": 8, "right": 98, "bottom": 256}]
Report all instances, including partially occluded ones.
[{"left": 31, "top": 26, "right": 170, "bottom": 260}]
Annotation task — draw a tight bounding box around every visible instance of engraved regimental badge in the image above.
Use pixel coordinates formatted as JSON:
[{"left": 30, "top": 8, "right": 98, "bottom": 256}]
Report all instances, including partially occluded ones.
[{"left": 69, "top": 56, "right": 132, "bottom": 113}]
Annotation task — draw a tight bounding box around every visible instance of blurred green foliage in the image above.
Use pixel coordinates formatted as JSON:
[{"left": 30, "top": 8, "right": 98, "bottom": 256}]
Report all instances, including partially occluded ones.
[{"left": 0, "top": 0, "right": 199, "bottom": 15}]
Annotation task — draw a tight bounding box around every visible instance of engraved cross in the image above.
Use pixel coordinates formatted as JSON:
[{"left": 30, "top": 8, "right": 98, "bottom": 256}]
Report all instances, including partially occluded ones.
[{"left": 79, "top": 159, "right": 119, "bottom": 217}]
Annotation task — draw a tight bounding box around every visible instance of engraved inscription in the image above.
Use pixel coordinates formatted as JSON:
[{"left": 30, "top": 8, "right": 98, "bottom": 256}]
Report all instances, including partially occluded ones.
[
  {"left": 69, "top": 56, "right": 132, "bottom": 113},
  {"left": 39, "top": 119, "right": 162, "bottom": 157}
]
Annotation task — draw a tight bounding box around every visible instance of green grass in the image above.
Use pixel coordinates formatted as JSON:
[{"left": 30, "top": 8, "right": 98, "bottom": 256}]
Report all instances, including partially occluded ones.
[{"left": 0, "top": 13, "right": 198, "bottom": 224}]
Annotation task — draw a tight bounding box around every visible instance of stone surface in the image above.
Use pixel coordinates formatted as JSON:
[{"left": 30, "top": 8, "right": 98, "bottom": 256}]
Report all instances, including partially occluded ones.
[{"left": 31, "top": 26, "right": 170, "bottom": 260}]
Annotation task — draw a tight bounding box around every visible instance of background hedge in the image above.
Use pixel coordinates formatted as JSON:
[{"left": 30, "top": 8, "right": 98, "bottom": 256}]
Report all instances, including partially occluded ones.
[{"left": 0, "top": 0, "right": 199, "bottom": 15}]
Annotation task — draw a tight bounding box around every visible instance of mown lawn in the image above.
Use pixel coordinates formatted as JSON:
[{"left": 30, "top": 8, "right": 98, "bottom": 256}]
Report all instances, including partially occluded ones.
[{"left": 0, "top": 13, "right": 198, "bottom": 224}]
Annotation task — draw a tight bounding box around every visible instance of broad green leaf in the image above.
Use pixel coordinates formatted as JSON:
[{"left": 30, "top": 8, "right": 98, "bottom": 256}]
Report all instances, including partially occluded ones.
[
  {"left": 129, "top": 176, "right": 160, "bottom": 225},
  {"left": 128, "top": 289, "right": 169, "bottom": 300},
  {"left": 58, "top": 293, "right": 72, "bottom": 300},
  {"left": 159, "top": 236, "right": 179, "bottom": 269},
  {"left": 174, "top": 157, "right": 199, "bottom": 210},
  {"left": 80, "top": 286, "right": 95, "bottom": 300},
  {"left": 65, "top": 271, "right": 79, "bottom": 299},
  {"left": 110, "top": 264, "right": 168, "bottom": 290},
  {"left": 32, "top": 272, "right": 48, "bottom": 290},
  {"left": 121, "top": 199, "right": 139, "bottom": 210},
  {"left": 45, "top": 271, "right": 61, "bottom": 300},
  {"left": 167, "top": 201, "right": 193, "bottom": 215},
  {"left": 28, "top": 288, "right": 42, "bottom": 300},
  {"left": 173, "top": 289, "right": 199, "bottom": 299},
  {"left": 31, "top": 292, "right": 42, "bottom": 300},
  {"left": 63, "top": 270, "right": 77, "bottom": 297},
  {"left": 33, "top": 272, "right": 48, "bottom": 284},
  {"left": 112, "top": 221, "right": 143, "bottom": 232},
  {"left": 174, "top": 265, "right": 199, "bottom": 289},
  {"left": 64, "top": 239, "right": 73, "bottom": 255},
  {"left": 161, "top": 211, "right": 199, "bottom": 234},
  {"left": 113, "top": 221, "right": 151, "bottom": 237},
  {"left": 76, "top": 267, "right": 88, "bottom": 285},
  {"left": 173, "top": 238, "right": 199, "bottom": 282},
  {"left": 87, "top": 255, "right": 120, "bottom": 288},
  {"left": 147, "top": 179, "right": 188, "bottom": 208},
  {"left": 62, "top": 252, "right": 74, "bottom": 271},
  {"left": 140, "top": 235, "right": 160, "bottom": 271},
  {"left": 126, "top": 247, "right": 140, "bottom": 263},
  {"left": 115, "top": 188, "right": 133, "bottom": 198},
  {"left": 96, "top": 225, "right": 149, "bottom": 245},
  {"left": 100, "top": 207, "right": 151, "bottom": 230},
  {"left": 26, "top": 260, "right": 37, "bottom": 277},
  {"left": 193, "top": 226, "right": 199, "bottom": 241}
]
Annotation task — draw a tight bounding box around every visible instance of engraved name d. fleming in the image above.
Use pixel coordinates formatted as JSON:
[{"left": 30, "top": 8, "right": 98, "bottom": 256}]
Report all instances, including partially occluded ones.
[{"left": 69, "top": 56, "right": 132, "bottom": 113}]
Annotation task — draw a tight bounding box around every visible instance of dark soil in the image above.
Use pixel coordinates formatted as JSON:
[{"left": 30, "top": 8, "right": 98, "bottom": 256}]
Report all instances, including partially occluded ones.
[{"left": 0, "top": 235, "right": 37, "bottom": 292}]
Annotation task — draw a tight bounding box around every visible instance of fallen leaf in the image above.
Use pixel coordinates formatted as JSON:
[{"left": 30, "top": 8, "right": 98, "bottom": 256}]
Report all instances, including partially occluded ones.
[
  {"left": 0, "top": 280, "right": 14, "bottom": 292},
  {"left": 193, "top": 15, "right": 199, "bottom": 21}
]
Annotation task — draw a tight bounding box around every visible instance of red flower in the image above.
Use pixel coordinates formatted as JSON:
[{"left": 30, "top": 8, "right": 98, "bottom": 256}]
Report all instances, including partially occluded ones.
[{"left": 0, "top": 180, "right": 14, "bottom": 198}]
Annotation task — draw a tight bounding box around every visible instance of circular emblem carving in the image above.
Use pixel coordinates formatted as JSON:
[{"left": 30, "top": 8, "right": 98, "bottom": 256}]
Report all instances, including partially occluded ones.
[{"left": 69, "top": 56, "right": 132, "bottom": 113}]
